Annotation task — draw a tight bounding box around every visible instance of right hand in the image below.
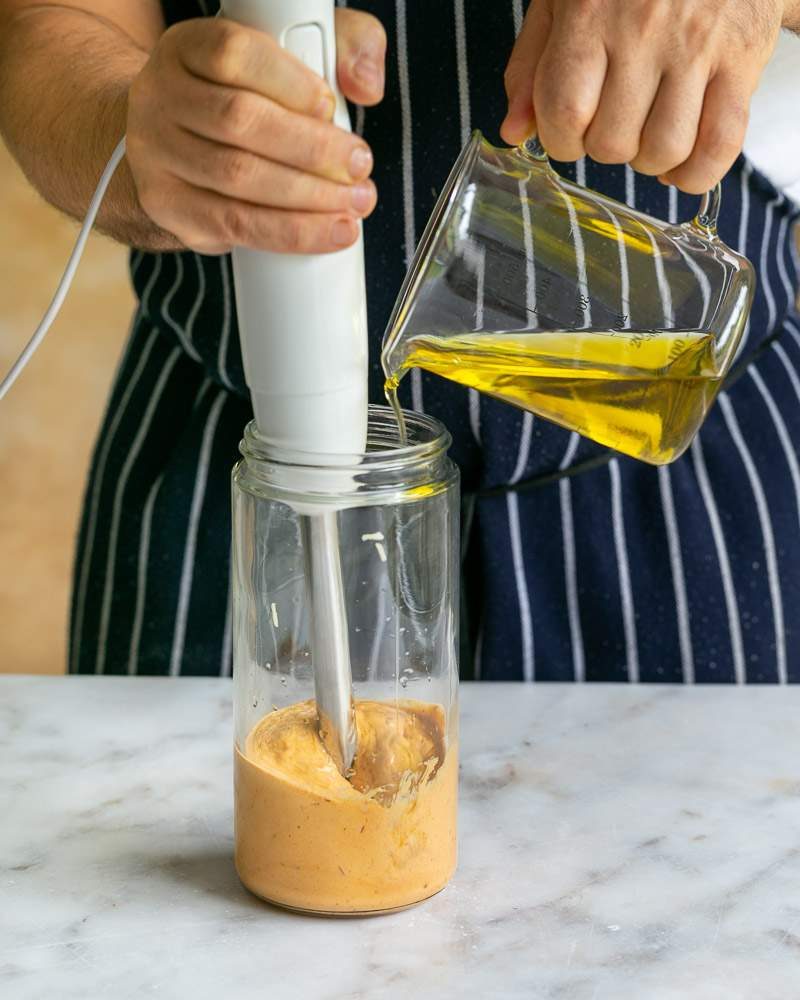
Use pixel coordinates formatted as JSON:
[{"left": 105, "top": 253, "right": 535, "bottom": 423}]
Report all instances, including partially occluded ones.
[{"left": 126, "top": 11, "right": 385, "bottom": 255}]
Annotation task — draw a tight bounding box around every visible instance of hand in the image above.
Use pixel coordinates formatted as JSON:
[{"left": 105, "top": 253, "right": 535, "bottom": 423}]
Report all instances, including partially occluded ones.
[
  {"left": 126, "top": 9, "right": 386, "bottom": 254},
  {"left": 501, "top": 0, "right": 788, "bottom": 193}
]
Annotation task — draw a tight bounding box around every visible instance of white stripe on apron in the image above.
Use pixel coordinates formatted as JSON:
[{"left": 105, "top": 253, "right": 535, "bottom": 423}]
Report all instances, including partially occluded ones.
[
  {"left": 512, "top": 0, "right": 524, "bottom": 36},
  {"left": 718, "top": 392, "right": 787, "bottom": 684},
  {"left": 95, "top": 347, "right": 183, "bottom": 674},
  {"left": 609, "top": 458, "right": 639, "bottom": 682},
  {"left": 749, "top": 366, "right": 800, "bottom": 533},
  {"left": 395, "top": 0, "right": 423, "bottom": 413},
  {"left": 658, "top": 465, "right": 695, "bottom": 683},
  {"left": 127, "top": 377, "right": 214, "bottom": 675},
  {"left": 454, "top": 0, "right": 481, "bottom": 444},
  {"left": 558, "top": 433, "right": 584, "bottom": 682},
  {"left": 127, "top": 471, "right": 164, "bottom": 676},
  {"left": 169, "top": 389, "right": 229, "bottom": 676},
  {"left": 71, "top": 326, "right": 158, "bottom": 670},
  {"left": 161, "top": 255, "right": 203, "bottom": 363},
  {"left": 506, "top": 491, "right": 535, "bottom": 681},
  {"left": 691, "top": 433, "right": 746, "bottom": 683},
  {"left": 659, "top": 187, "right": 694, "bottom": 683}
]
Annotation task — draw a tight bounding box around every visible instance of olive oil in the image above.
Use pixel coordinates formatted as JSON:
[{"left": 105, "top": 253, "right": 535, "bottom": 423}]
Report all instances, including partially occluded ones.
[{"left": 384, "top": 330, "right": 721, "bottom": 465}]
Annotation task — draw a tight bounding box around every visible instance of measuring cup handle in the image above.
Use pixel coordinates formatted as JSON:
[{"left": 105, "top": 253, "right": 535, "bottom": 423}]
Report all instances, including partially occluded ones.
[
  {"left": 520, "top": 132, "right": 722, "bottom": 237},
  {"left": 690, "top": 183, "right": 722, "bottom": 236},
  {"left": 520, "top": 135, "right": 549, "bottom": 162}
]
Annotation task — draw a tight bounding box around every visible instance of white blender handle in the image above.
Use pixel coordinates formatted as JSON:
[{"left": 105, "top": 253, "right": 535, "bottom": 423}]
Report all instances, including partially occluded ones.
[{"left": 220, "top": 0, "right": 369, "bottom": 458}]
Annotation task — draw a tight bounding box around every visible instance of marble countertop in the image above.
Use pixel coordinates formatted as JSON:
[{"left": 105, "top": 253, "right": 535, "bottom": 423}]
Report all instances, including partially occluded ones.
[{"left": 2, "top": 678, "right": 799, "bottom": 999}]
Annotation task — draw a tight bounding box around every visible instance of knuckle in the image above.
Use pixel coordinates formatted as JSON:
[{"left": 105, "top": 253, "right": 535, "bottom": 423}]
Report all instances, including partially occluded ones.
[
  {"left": 303, "top": 127, "right": 335, "bottom": 171},
  {"left": 698, "top": 99, "right": 748, "bottom": 164},
  {"left": 585, "top": 133, "right": 636, "bottom": 164},
  {"left": 219, "top": 204, "right": 250, "bottom": 246},
  {"left": 283, "top": 171, "right": 310, "bottom": 207},
  {"left": 218, "top": 90, "right": 260, "bottom": 139},
  {"left": 698, "top": 124, "right": 742, "bottom": 166},
  {"left": 669, "top": 168, "right": 712, "bottom": 196},
  {"left": 220, "top": 90, "right": 261, "bottom": 140},
  {"left": 539, "top": 132, "right": 583, "bottom": 161},
  {"left": 571, "top": 0, "right": 603, "bottom": 19},
  {"left": 632, "top": 143, "right": 685, "bottom": 176},
  {"left": 318, "top": 130, "right": 340, "bottom": 167},
  {"left": 277, "top": 214, "right": 305, "bottom": 253},
  {"left": 160, "top": 22, "right": 184, "bottom": 54},
  {"left": 207, "top": 23, "right": 250, "bottom": 81},
  {"left": 543, "top": 95, "right": 593, "bottom": 137},
  {"left": 217, "top": 150, "right": 254, "bottom": 188},
  {"left": 654, "top": 135, "right": 694, "bottom": 166}
]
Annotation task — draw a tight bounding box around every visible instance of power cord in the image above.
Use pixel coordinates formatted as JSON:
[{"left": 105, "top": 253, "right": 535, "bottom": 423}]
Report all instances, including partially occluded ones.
[{"left": 0, "top": 136, "right": 127, "bottom": 401}]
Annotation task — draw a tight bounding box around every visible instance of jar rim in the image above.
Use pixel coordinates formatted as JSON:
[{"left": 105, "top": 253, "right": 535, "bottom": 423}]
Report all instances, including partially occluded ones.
[{"left": 240, "top": 405, "right": 452, "bottom": 476}]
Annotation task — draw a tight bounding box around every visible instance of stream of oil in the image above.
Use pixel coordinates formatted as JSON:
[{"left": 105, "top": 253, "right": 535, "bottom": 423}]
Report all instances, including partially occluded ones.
[{"left": 383, "top": 330, "right": 721, "bottom": 465}]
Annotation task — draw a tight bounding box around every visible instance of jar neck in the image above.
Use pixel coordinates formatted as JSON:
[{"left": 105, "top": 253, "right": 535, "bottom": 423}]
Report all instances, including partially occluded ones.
[{"left": 236, "top": 405, "right": 455, "bottom": 505}]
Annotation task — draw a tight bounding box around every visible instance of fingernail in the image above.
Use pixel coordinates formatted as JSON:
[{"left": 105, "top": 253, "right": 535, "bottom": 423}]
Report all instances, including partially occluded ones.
[
  {"left": 315, "top": 93, "right": 336, "bottom": 120},
  {"left": 332, "top": 218, "right": 357, "bottom": 247},
  {"left": 353, "top": 57, "right": 384, "bottom": 94},
  {"left": 351, "top": 182, "right": 374, "bottom": 214},
  {"left": 349, "top": 145, "right": 373, "bottom": 180}
]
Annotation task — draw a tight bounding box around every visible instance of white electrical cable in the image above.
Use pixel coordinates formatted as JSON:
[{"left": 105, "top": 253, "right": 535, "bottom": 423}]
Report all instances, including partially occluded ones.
[{"left": 0, "top": 136, "right": 128, "bottom": 402}]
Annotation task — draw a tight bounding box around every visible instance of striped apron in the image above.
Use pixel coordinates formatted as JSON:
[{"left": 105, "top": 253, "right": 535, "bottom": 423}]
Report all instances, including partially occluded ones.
[{"left": 70, "top": 0, "right": 800, "bottom": 682}]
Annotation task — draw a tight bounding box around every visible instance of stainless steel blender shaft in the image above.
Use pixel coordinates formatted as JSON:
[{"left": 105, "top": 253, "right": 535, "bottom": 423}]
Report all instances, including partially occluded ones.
[{"left": 301, "top": 511, "right": 357, "bottom": 775}]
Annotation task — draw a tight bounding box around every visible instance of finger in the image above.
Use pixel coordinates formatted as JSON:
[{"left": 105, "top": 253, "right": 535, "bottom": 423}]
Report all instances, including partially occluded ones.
[
  {"left": 169, "top": 72, "right": 374, "bottom": 184},
  {"left": 500, "top": 1, "right": 552, "bottom": 146},
  {"left": 583, "top": 58, "right": 661, "bottom": 164},
  {"left": 175, "top": 18, "right": 336, "bottom": 119},
  {"left": 630, "top": 68, "right": 708, "bottom": 177},
  {"left": 145, "top": 177, "right": 361, "bottom": 255},
  {"left": 152, "top": 125, "right": 377, "bottom": 216},
  {"left": 335, "top": 7, "right": 387, "bottom": 107},
  {"left": 533, "top": 12, "right": 607, "bottom": 162},
  {"left": 659, "top": 72, "right": 750, "bottom": 194}
]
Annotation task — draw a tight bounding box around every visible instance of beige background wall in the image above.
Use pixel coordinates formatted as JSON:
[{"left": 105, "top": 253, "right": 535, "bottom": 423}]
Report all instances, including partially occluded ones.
[{"left": 0, "top": 142, "right": 133, "bottom": 674}]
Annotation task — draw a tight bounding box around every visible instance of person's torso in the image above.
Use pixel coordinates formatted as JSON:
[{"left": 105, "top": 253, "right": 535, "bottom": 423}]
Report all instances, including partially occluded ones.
[{"left": 141, "top": 0, "right": 800, "bottom": 494}]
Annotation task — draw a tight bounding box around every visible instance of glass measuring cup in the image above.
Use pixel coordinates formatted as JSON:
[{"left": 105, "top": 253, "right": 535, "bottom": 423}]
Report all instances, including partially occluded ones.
[{"left": 382, "top": 132, "right": 756, "bottom": 465}]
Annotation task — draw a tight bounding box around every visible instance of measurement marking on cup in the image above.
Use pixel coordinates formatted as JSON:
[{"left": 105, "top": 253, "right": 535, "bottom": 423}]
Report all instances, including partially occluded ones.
[
  {"left": 361, "top": 531, "right": 387, "bottom": 562},
  {"left": 270, "top": 603, "right": 279, "bottom": 628}
]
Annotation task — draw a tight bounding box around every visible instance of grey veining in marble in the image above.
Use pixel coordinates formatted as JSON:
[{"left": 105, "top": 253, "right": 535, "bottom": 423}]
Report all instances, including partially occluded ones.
[{"left": 2, "top": 678, "right": 800, "bottom": 999}]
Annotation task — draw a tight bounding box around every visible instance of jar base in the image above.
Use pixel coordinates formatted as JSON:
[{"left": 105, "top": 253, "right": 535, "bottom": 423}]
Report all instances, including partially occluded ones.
[{"left": 238, "top": 878, "right": 451, "bottom": 918}]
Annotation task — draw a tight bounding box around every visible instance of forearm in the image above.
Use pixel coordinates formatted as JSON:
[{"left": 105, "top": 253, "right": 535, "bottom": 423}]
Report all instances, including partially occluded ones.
[
  {"left": 0, "top": 6, "right": 177, "bottom": 249},
  {"left": 783, "top": 0, "right": 800, "bottom": 30}
]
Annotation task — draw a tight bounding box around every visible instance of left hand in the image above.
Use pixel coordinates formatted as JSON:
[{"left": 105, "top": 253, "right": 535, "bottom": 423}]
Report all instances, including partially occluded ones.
[{"left": 501, "top": 0, "right": 794, "bottom": 193}]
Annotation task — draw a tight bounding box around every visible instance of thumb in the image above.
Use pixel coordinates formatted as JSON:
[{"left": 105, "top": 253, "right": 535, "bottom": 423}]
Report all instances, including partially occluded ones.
[
  {"left": 501, "top": 2, "right": 552, "bottom": 145},
  {"left": 335, "top": 8, "right": 387, "bottom": 107}
]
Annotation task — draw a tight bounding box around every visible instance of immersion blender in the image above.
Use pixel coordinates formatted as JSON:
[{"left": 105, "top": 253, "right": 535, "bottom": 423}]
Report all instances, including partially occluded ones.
[{"left": 221, "top": 0, "right": 368, "bottom": 774}]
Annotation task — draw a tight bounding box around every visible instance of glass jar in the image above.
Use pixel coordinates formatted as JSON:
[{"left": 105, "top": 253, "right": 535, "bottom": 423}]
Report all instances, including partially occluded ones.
[{"left": 231, "top": 405, "right": 459, "bottom": 915}]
